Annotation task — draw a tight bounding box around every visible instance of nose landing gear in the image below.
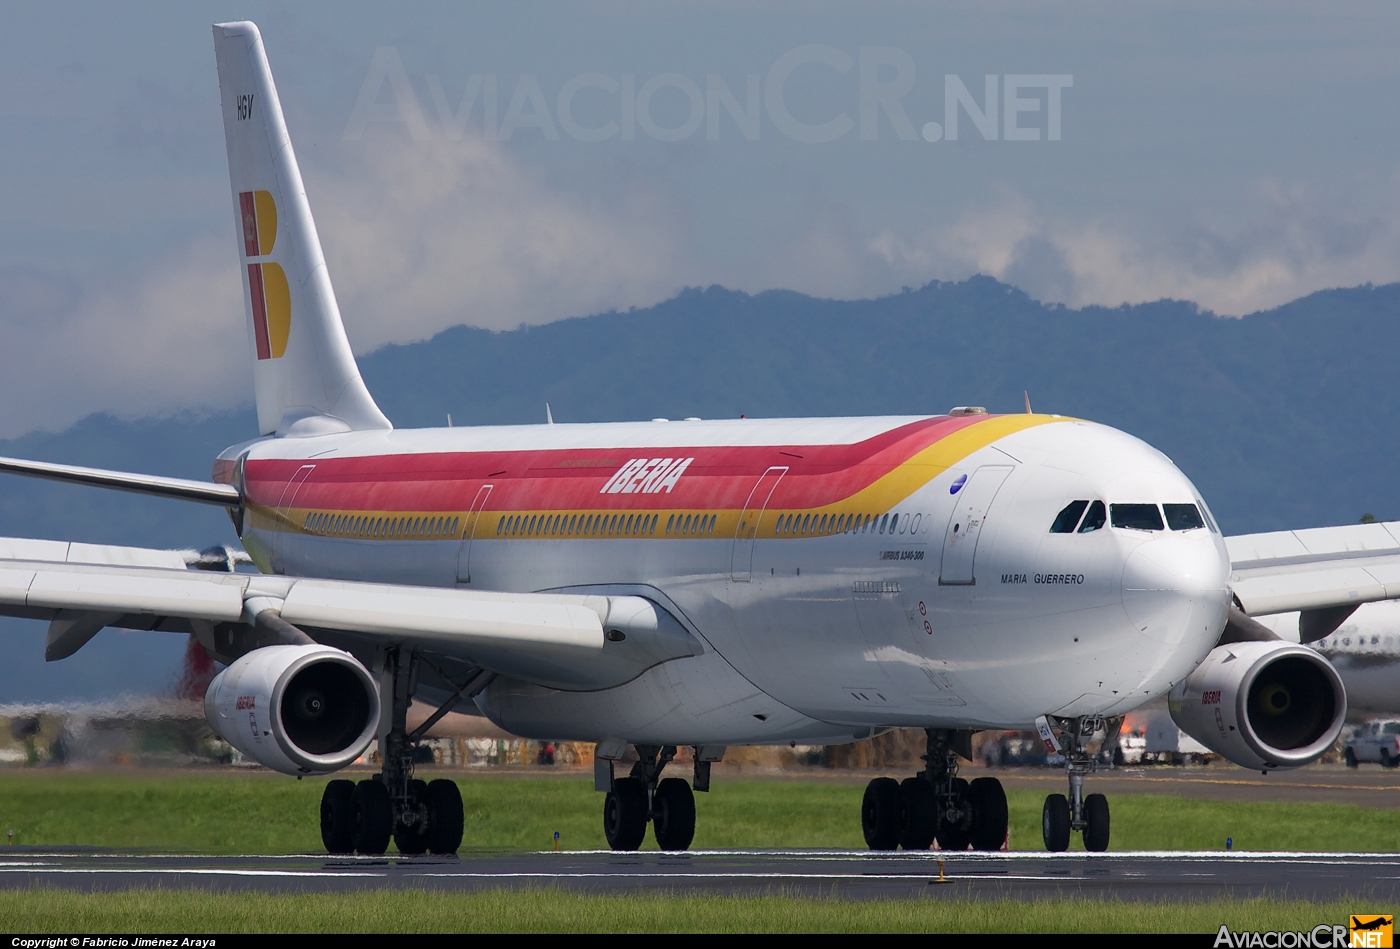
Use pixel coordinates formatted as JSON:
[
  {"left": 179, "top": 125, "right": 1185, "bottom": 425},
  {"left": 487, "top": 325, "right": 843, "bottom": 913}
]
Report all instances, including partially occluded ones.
[
  {"left": 1039, "top": 714, "right": 1117, "bottom": 852},
  {"left": 861, "top": 729, "right": 1008, "bottom": 852}
]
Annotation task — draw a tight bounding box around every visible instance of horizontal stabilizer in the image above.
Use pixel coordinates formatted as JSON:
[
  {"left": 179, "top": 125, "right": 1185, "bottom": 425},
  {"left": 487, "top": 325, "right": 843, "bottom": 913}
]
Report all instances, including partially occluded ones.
[{"left": 0, "top": 455, "right": 241, "bottom": 507}]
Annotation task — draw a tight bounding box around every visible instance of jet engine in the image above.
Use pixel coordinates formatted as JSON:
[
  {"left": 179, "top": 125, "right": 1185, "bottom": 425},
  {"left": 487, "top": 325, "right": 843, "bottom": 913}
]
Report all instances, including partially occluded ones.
[
  {"left": 1169, "top": 640, "right": 1346, "bottom": 771},
  {"left": 205, "top": 643, "right": 379, "bottom": 776}
]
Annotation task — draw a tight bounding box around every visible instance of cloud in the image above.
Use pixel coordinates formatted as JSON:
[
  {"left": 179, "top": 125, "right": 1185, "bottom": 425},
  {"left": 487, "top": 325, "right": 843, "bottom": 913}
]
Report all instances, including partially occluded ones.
[
  {"left": 308, "top": 133, "right": 691, "bottom": 346},
  {"left": 865, "top": 173, "right": 1400, "bottom": 315},
  {"left": 0, "top": 237, "right": 246, "bottom": 439},
  {"left": 0, "top": 133, "right": 693, "bottom": 438},
  {"left": 2, "top": 123, "right": 1398, "bottom": 441}
]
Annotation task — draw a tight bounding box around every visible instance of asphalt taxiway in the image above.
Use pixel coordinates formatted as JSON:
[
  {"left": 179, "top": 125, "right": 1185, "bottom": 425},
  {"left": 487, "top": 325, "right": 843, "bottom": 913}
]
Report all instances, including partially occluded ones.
[{"left": 2, "top": 848, "right": 1397, "bottom": 901}]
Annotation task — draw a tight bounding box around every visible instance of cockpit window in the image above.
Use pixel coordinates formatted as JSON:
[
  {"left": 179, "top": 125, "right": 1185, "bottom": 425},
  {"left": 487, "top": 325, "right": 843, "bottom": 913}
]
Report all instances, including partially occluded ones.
[
  {"left": 1196, "top": 499, "right": 1220, "bottom": 533},
  {"left": 1163, "top": 503, "right": 1205, "bottom": 531},
  {"left": 1050, "top": 500, "right": 1089, "bottom": 534},
  {"left": 1111, "top": 503, "right": 1165, "bottom": 531},
  {"left": 1078, "top": 500, "right": 1107, "bottom": 533}
]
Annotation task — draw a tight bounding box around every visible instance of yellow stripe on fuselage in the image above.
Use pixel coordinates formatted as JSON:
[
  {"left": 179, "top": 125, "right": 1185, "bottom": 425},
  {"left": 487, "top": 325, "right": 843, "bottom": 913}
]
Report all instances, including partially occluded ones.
[{"left": 249, "top": 415, "right": 1067, "bottom": 540}]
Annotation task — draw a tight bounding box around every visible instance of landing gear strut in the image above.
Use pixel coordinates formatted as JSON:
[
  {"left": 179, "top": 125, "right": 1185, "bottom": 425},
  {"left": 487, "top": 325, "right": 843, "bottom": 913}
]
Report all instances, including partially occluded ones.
[
  {"left": 861, "top": 728, "right": 1008, "bottom": 852},
  {"left": 320, "top": 647, "right": 477, "bottom": 857},
  {"left": 602, "top": 744, "right": 699, "bottom": 851},
  {"left": 1041, "top": 715, "right": 1115, "bottom": 853}
]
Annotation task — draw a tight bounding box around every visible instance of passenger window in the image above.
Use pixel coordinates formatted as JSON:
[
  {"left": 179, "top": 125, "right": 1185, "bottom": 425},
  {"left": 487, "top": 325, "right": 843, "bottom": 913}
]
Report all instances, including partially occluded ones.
[
  {"left": 1078, "top": 501, "right": 1107, "bottom": 533},
  {"left": 1111, "top": 503, "right": 1165, "bottom": 531},
  {"left": 1163, "top": 504, "right": 1204, "bottom": 531},
  {"left": 1050, "top": 500, "right": 1089, "bottom": 534}
]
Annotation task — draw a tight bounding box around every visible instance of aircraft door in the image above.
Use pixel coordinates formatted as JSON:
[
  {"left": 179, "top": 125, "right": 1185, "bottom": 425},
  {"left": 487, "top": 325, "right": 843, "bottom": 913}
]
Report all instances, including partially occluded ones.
[
  {"left": 270, "top": 464, "right": 314, "bottom": 575},
  {"left": 455, "top": 483, "right": 494, "bottom": 583},
  {"left": 730, "top": 466, "right": 787, "bottom": 582},
  {"left": 938, "top": 465, "right": 1013, "bottom": 585}
]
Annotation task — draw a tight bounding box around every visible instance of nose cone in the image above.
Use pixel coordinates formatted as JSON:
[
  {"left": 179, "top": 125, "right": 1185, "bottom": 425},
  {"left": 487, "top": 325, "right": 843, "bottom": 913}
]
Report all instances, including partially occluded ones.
[{"left": 1122, "top": 535, "right": 1230, "bottom": 646}]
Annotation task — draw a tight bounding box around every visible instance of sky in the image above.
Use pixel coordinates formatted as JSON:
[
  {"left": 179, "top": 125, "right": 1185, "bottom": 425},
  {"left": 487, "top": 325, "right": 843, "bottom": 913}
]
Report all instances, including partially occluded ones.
[{"left": 1, "top": 1, "right": 1399, "bottom": 437}]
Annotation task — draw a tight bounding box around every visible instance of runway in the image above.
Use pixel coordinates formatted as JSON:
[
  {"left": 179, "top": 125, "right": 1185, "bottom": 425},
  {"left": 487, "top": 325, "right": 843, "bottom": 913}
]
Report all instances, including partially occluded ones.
[{"left": 3, "top": 848, "right": 1398, "bottom": 901}]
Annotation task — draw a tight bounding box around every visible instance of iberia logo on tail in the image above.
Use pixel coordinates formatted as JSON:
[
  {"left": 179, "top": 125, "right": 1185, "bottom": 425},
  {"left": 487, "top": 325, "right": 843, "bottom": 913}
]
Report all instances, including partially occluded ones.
[{"left": 240, "top": 189, "right": 290, "bottom": 360}]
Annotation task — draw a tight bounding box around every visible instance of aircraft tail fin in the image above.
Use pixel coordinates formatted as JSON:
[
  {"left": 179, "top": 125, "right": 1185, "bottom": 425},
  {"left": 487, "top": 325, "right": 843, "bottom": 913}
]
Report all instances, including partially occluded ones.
[{"left": 213, "top": 21, "right": 391, "bottom": 437}]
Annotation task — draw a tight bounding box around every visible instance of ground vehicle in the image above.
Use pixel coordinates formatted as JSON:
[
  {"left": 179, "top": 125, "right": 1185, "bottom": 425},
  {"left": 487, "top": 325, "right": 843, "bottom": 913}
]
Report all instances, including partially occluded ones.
[{"left": 1344, "top": 720, "right": 1400, "bottom": 768}]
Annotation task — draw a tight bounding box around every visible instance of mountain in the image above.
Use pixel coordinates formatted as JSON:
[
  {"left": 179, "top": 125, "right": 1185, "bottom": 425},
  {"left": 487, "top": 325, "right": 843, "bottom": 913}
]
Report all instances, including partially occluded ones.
[{"left": 3, "top": 276, "right": 1398, "bottom": 699}]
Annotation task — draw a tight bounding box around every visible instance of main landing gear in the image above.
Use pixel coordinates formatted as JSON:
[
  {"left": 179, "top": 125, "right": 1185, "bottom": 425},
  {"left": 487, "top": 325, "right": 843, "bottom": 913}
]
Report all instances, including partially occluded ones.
[
  {"left": 320, "top": 647, "right": 480, "bottom": 857},
  {"left": 602, "top": 744, "right": 703, "bottom": 851},
  {"left": 861, "top": 728, "right": 1009, "bottom": 852},
  {"left": 1041, "top": 715, "right": 1116, "bottom": 853}
]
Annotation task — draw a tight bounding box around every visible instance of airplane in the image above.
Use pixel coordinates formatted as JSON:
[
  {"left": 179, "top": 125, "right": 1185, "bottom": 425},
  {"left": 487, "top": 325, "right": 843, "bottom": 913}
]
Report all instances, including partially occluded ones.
[
  {"left": 1256, "top": 600, "right": 1400, "bottom": 720},
  {"left": 0, "top": 20, "right": 1384, "bottom": 856}
]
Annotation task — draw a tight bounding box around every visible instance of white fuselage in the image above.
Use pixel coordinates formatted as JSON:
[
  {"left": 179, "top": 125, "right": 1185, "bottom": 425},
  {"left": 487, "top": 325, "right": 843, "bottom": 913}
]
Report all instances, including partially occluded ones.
[{"left": 228, "top": 413, "right": 1232, "bottom": 745}]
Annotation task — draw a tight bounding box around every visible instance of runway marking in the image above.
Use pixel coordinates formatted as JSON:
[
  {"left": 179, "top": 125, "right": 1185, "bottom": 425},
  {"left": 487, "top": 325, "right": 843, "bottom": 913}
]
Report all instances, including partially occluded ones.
[
  {"left": 0, "top": 873, "right": 380, "bottom": 879},
  {"left": 1006, "top": 774, "right": 1400, "bottom": 793},
  {"left": 531, "top": 849, "right": 1400, "bottom": 862}
]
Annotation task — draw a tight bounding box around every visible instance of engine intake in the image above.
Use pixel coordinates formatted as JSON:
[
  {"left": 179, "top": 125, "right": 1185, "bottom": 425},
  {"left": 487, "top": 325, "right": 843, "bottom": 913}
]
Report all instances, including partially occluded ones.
[
  {"left": 1169, "top": 640, "right": 1346, "bottom": 771},
  {"left": 205, "top": 643, "right": 379, "bottom": 775}
]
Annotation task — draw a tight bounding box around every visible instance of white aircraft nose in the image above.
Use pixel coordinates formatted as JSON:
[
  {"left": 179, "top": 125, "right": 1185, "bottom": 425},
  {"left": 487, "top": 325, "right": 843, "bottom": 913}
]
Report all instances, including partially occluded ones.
[{"left": 1122, "top": 535, "right": 1229, "bottom": 646}]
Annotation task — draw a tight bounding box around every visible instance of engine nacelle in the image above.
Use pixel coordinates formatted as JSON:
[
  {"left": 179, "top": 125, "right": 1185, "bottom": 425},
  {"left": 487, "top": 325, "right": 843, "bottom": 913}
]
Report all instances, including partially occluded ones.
[
  {"left": 1169, "top": 640, "right": 1346, "bottom": 771},
  {"left": 205, "top": 643, "right": 379, "bottom": 776}
]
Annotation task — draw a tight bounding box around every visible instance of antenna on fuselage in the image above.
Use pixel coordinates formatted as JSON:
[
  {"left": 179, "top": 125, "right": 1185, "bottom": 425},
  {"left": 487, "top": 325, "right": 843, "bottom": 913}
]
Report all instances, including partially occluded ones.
[
  {"left": 546, "top": 403, "right": 554, "bottom": 425},
  {"left": 1024, "top": 391, "right": 1033, "bottom": 414}
]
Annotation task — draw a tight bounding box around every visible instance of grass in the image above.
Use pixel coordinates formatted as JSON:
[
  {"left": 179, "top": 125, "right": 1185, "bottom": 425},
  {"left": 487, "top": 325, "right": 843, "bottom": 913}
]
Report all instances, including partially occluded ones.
[
  {"left": 0, "top": 889, "right": 1371, "bottom": 933},
  {"left": 0, "top": 768, "right": 1397, "bottom": 853}
]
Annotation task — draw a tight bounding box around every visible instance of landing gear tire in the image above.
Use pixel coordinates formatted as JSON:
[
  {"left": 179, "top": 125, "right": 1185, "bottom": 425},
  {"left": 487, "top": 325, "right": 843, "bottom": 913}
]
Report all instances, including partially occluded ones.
[
  {"left": 1083, "top": 792, "right": 1110, "bottom": 852},
  {"left": 604, "top": 776, "right": 649, "bottom": 851},
  {"left": 861, "top": 777, "right": 900, "bottom": 851},
  {"left": 1345, "top": 748, "right": 1358, "bottom": 768},
  {"left": 896, "top": 777, "right": 937, "bottom": 851},
  {"left": 967, "top": 777, "right": 1008, "bottom": 851},
  {"left": 426, "top": 779, "right": 464, "bottom": 855},
  {"left": 320, "top": 779, "right": 355, "bottom": 854},
  {"left": 1042, "top": 793, "right": 1071, "bottom": 853},
  {"left": 935, "top": 777, "right": 971, "bottom": 852},
  {"left": 652, "top": 777, "right": 697, "bottom": 851},
  {"left": 352, "top": 779, "right": 392, "bottom": 856}
]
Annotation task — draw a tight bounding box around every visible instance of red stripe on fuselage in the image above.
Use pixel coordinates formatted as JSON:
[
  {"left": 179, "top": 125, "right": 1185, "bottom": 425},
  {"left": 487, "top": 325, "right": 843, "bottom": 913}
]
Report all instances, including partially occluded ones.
[{"left": 242, "top": 415, "right": 987, "bottom": 515}]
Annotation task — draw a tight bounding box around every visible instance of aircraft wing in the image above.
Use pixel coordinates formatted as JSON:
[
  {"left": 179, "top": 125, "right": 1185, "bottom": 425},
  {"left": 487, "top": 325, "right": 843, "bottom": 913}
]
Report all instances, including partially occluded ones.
[
  {"left": 0, "top": 536, "right": 700, "bottom": 691},
  {"left": 1227, "top": 521, "right": 1400, "bottom": 640}
]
